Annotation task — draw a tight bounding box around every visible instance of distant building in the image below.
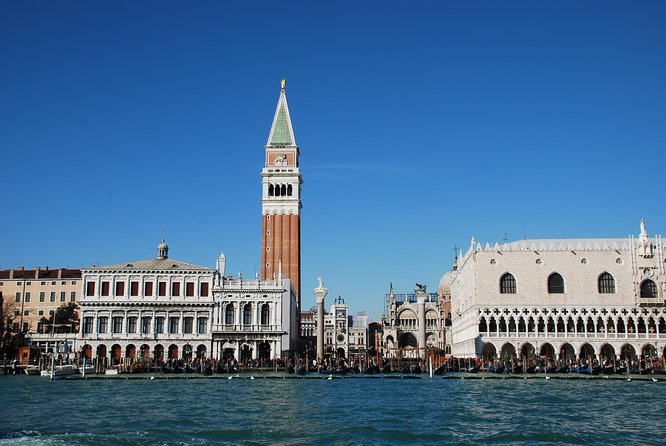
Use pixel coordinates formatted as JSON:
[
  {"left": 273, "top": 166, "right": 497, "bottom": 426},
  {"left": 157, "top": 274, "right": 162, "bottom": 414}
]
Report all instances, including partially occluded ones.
[
  {"left": 382, "top": 284, "right": 447, "bottom": 359},
  {"left": 449, "top": 220, "right": 666, "bottom": 363},
  {"left": 78, "top": 240, "right": 215, "bottom": 366},
  {"left": 211, "top": 252, "right": 299, "bottom": 364},
  {"left": 308, "top": 296, "right": 369, "bottom": 361},
  {"left": 348, "top": 312, "right": 368, "bottom": 358},
  {"left": 300, "top": 308, "right": 317, "bottom": 358},
  {"left": 0, "top": 267, "right": 81, "bottom": 335}
]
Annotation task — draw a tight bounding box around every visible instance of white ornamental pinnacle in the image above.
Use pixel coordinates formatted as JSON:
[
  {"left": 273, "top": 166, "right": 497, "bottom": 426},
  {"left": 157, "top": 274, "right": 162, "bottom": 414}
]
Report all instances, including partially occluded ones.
[{"left": 637, "top": 219, "right": 653, "bottom": 258}]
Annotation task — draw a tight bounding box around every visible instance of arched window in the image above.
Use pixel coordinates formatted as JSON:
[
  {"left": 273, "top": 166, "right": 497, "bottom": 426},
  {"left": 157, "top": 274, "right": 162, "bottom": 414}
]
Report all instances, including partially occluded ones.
[
  {"left": 275, "top": 184, "right": 281, "bottom": 196},
  {"left": 243, "top": 304, "right": 252, "bottom": 325},
  {"left": 281, "top": 184, "right": 287, "bottom": 196},
  {"left": 640, "top": 279, "right": 658, "bottom": 298},
  {"left": 268, "top": 184, "right": 274, "bottom": 196},
  {"left": 261, "top": 304, "right": 270, "bottom": 325},
  {"left": 225, "top": 304, "right": 234, "bottom": 325},
  {"left": 548, "top": 273, "right": 565, "bottom": 294},
  {"left": 500, "top": 273, "right": 516, "bottom": 294},
  {"left": 287, "top": 184, "right": 293, "bottom": 196},
  {"left": 598, "top": 272, "right": 615, "bottom": 293}
]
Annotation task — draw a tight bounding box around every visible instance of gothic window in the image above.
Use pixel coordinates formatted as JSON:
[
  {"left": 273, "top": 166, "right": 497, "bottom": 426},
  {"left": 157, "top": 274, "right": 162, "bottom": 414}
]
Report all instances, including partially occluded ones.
[
  {"left": 281, "top": 184, "right": 287, "bottom": 196},
  {"left": 261, "top": 304, "right": 270, "bottom": 325},
  {"left": 268, "top": 184, "right": 274, "bottom": 196},
  {"left": 640, "top": 279, "right": 658, "bottom": 298},
  {"left": 225, "top": 304, "right": 235, "bottom": 325},
  {"left": 598, "top": 272, "right": 615, "bottom": 293},
  {"left": 243, "top": 304, "right": 252, "bottom": 325},
  {"left": 499, "top": 273, "right": 516, "bottom": 294},
  {"left": 548, "top": 273, "right": 565, "bottom": 294},
  {"left": 287, "top": 184, "right": 293, "bottom": 196}
]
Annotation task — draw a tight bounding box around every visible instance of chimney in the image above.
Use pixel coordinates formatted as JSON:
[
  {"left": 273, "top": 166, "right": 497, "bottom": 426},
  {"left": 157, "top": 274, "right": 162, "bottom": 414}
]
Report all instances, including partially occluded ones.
[
  {"left": 57, "top": 269, "right": 62, "bottom": 279},
  {"left": 9, "top": 270, "right": 14, "bottom": 279},
  {"left": 35, "top": 267, "right": 40, "bottom": 279},
  {"left": 18, "top": 266, "right": 24, "bottom": 271},
  {"left": 44, "top": 266, "right": 49, "bottom": 271}
]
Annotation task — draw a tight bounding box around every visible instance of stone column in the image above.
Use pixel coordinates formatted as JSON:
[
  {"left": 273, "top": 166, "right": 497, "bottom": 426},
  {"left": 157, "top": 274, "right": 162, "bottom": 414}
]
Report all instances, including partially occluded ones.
[
  {"left": 417, "top": 293, "right": 427, "bottom": 360},
  {"left": 314, "top": 278, "right": 329, "bottom": 364}
]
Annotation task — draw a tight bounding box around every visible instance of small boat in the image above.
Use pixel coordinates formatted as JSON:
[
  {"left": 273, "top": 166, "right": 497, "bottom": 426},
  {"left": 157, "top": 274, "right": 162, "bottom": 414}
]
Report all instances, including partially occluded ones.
[
  {"left": 364, "top": 365, "right": 380, "bottom": 374},
  {"left": 433, "top": 365, "right": 447, "bottom": 375},
  {"left": 411, "top": 365, "right": 422, "bottom": 374},
  {"left": 538, "top": 366, "right": 557, "bottom": 374},
  {"left": 105, "top": 368, "right": 119, "bottom": 376},
  {"left": 555, "top": 366, "right": 570, "bottom": 374},
  {"left": 614, "top": 365, "right": 627, "bottom": 374},
  {"left": 601, "top": 365, "right": 615, "bottom": 375},
  {"left": 296, "top": 366, "right": 306, "bottom": 375},
  {"left": 570, "top": 365, "right": 601, "bottom": 375},
  {"left": 629, "top": 366, "right": 653, "bottom": 375},
  {"left": 41, "top": 364, "right": 78, "bottom": 377},
  {"left": 466, "top": 365, "right": 480, "bottom": 374},
  {"left": 488, "top": 365, "right": 505, "bottom": 374},
  {"left": 25, "top": 365, "right": 41, "bottom": 376}
]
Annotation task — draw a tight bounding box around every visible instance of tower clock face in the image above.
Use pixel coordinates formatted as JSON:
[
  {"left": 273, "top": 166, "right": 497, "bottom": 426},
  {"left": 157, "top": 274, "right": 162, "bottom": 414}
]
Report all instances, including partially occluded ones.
[{"left": 337, "top": 334, "right": 345, "bottom": 343}]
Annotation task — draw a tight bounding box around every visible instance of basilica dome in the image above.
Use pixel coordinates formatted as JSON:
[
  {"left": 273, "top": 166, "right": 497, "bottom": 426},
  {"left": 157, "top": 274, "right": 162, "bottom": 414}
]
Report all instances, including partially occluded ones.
[{"left": 438, "top": 269, "right": 457, "bottom": 297}]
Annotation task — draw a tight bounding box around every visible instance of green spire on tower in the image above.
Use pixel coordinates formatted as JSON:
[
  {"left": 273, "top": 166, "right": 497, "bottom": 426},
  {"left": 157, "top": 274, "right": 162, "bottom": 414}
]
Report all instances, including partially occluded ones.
[{"left": 267, "top": 80, "right": 296, "bottom": 146}]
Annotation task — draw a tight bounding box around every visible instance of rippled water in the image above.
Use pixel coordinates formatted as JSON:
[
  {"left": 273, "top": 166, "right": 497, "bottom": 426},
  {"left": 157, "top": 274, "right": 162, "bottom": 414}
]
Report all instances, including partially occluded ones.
[{"left": 1, "top": 375, "right": 665, "bottom": 445}]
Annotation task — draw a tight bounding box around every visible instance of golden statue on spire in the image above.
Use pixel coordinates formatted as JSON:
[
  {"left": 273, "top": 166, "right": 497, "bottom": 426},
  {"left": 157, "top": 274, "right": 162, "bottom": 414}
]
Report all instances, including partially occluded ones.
[{"left": 281, "top": 79, "right": 286, "bottom": 90}]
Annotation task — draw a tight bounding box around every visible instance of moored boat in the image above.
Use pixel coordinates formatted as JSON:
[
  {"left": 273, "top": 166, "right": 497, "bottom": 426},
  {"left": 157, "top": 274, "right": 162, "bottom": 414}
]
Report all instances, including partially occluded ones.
[
  {"left": 41, "top": 364, "right": 78, "bottom": 378},
  {"left": 629, "top": 366, "right": 653, "bottom": 375},
  {"left": 488, "top": 365, "right": 505, "bottom": 374},
  {"left": 25, "top": 365, "right": 41, "bottom": 376}
]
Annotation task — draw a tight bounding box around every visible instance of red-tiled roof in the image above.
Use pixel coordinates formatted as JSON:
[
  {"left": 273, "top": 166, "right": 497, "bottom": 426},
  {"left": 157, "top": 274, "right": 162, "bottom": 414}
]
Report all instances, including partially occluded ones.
[{"left": 0, "top": 269, "right": 81, "bottom": 280}]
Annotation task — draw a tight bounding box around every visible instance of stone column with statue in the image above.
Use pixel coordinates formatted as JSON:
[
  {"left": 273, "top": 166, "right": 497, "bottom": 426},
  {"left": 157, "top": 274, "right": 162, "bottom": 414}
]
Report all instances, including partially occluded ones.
[
  {"left": 314, "top": 278, "right": 329, "bottom": 366},
  {"left": 415, "top": 283, "right": 427, "bottom": 360}
]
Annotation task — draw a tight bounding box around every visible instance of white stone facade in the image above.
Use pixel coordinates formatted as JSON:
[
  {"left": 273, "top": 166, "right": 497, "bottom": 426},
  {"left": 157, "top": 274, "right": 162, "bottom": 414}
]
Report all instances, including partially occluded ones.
[
  {"left": 449, "top": 222, "right": 666, "bottom": 361},
  {"left": 383, "top": 285, "right": 447, "bottom": 359},
  {"left": 323, "top": 298, "right": 350, "bottom": 359},
  {"left": 210, "top": 269, "right": 299, "bottom": 364},
  {"left": 78, "top": 241, "right": 215, "bottom": 365}
]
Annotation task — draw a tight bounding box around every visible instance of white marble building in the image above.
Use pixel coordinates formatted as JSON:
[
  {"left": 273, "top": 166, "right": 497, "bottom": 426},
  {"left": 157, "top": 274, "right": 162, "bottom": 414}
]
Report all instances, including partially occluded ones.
[
  {"left": 78, "top": 240, "right": 215, "bottom": 365},
  {"left": 78, "top": 242, "right": 299, "bottom": 367},
  {"left": 323, "top": 296, "right": 350, "bottom": 359},
  {"left": 383, "top": 284, "right": 447, "bottom": 359},
  {"left": 448, "top": 221, "right": 666, "bottom": 362},
  {"left": 210, "top": 254, "right": 299, "bottom": 364}
]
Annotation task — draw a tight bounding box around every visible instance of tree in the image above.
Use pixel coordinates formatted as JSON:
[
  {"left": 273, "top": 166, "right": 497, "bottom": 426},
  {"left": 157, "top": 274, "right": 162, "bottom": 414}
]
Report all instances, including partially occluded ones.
[
  {"left": 45, "top": 302, "right": 80, "bottom": 334},
  {"left": 0, "top": 293, "right": 23, "bottom": 359}
]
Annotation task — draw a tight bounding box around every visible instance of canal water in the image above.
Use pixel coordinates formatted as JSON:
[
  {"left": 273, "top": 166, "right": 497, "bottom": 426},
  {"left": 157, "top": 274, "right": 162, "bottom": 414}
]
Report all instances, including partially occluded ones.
[{"left": 0, "top": 375, "right": 664, "bottom": 445}]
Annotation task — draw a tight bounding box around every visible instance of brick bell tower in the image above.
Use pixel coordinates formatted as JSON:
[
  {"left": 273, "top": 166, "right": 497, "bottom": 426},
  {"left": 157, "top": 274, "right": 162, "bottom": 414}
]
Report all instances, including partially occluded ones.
[{"left": 261, "top": 80, "right": 302, "bottom": 307}]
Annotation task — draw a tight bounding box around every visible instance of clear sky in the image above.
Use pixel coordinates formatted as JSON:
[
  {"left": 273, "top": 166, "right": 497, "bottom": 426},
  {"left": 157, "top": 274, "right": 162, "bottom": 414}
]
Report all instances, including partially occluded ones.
[{"left": 1, "top": 1, "right": 665, "bottom": 318}]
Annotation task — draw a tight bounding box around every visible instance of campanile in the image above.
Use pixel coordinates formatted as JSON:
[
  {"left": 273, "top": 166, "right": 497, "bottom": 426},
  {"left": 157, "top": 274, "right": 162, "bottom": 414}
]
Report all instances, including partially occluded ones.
[{"left": 261, "top": 80, "right": 302, "bottom": 307}]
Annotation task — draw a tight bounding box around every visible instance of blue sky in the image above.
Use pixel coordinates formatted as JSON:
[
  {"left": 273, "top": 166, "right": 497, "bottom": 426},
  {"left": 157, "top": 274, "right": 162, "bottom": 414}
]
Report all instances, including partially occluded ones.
[{"left": 1, "top": 1, "right": 665, "bottom": 318}]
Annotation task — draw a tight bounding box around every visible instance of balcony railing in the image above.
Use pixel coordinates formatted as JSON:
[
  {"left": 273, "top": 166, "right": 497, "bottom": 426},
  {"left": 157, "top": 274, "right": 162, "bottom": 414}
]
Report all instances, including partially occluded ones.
[{"left": 211, "top": 324, "right": 282, "bottom": 333}]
